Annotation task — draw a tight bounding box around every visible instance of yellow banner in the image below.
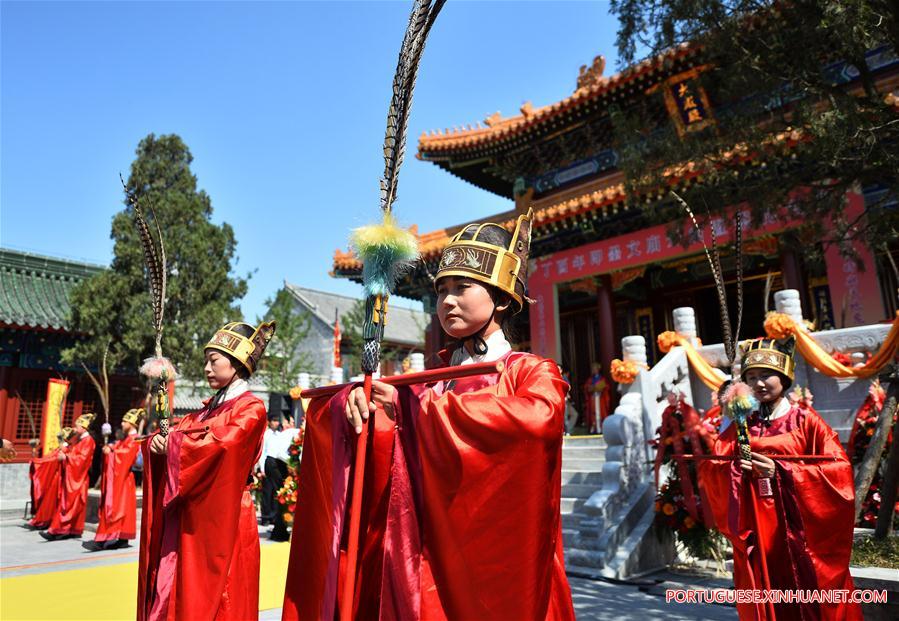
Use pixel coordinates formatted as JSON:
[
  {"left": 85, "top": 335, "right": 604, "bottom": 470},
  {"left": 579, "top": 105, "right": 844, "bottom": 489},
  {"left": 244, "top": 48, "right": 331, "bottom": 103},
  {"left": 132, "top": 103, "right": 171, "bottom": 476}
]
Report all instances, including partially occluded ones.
[{"left": 40, "top": 378, "right": 69, "bottom": 455}]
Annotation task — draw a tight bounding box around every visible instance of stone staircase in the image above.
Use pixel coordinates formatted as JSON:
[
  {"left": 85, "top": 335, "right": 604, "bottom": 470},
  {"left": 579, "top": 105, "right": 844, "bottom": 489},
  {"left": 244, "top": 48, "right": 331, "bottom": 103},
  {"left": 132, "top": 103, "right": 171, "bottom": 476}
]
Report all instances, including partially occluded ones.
[
  {"left": 560, "top": 435, "right": 605, "bottom": 523},
  {"left": 560, "top": 434, "right": 662, "bottom": 579}
]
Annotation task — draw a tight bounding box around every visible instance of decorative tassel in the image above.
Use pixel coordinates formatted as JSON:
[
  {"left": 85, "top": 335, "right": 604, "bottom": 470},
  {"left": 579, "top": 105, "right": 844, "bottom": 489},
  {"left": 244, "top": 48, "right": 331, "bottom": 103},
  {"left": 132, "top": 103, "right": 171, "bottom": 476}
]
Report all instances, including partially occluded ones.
[{"left": 350, "top": 212, "right": 419, "bottom": 297}]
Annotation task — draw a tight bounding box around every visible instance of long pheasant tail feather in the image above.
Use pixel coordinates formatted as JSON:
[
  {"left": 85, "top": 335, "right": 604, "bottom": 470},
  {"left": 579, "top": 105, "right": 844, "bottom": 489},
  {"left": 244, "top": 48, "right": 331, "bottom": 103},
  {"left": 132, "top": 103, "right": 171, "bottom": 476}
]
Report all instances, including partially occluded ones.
[
  {"left": 671, "top": 191, "right": 734, "bottom": 363},
  {"left": 703, "top": 200, "right": 734, "bottom": 364},
  {"left": 380, "top": 0, "right": 443, "bottom": 215},
  {"left": 120, "top": 174, "right": 166, "bottom": 356},
  {"left": 144, "top": 197, "right": 168, "bottom": 355},
  {"left": 733, "top": 211, "right": 744, "bottom": 356}
]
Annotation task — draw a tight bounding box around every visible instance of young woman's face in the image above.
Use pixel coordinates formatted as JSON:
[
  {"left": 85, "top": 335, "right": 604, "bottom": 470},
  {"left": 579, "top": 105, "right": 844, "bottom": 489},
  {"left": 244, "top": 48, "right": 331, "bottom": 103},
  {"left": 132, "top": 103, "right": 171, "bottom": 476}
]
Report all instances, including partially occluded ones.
[
  {"left": 204, "top": 350, "right": 239, "bottom": 390},
  {"left": 436, "top": 276, "right": 500, "bottom": 339},
  {"left": 743, "top": 368, "right": 786, "bottom": 403}
]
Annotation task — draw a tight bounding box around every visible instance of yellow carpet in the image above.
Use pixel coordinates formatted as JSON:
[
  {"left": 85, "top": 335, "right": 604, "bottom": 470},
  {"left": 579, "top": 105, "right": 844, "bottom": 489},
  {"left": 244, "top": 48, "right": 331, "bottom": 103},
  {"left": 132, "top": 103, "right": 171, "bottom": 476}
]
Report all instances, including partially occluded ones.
[{"left": 0, "top": 543, "right": 291, "bottom": 621}]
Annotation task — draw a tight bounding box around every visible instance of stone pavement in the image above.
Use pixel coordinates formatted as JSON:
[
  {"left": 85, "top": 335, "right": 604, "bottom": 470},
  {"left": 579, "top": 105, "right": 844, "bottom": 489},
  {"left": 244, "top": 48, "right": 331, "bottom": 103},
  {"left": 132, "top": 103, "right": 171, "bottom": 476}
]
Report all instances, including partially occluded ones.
[{"left": 2, "top": 514, "right": 738, "bottom": 620}]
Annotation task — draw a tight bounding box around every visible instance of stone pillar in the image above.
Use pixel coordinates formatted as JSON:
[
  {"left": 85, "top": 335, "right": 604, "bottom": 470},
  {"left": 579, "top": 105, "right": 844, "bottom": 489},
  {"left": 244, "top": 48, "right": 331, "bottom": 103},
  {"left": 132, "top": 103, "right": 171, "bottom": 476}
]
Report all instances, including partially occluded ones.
[
  {"left": 330, "top": 367, "right": 344, "bottom": 384},
  {"left": 621, "top": 335, "right": 647, "bottom": 366},
  {"left": 409, "top": 353, "right": 425, "bottom": 372},
  {"left": 774, "top": 289, "right": 806, "bottom": 330},
  {"left": 672, "top": 307, "right": 698, "bottom": 345},
  {"left": 597, "top": 275, "right": 617, "bottom": 377},
  {"left": 297, "top": 373, "right": 311, "bottom": 390}
]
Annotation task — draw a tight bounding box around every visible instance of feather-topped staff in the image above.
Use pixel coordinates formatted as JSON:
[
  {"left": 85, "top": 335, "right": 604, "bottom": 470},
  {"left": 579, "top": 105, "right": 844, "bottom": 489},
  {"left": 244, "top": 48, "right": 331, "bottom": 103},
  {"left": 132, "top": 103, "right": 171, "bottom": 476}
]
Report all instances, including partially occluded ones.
[
  {"left": 121, "top": 174, "right": 176, "bottom": 436},
  {"left": 341, "top": 1, "right": 444, "bottom": 617}
]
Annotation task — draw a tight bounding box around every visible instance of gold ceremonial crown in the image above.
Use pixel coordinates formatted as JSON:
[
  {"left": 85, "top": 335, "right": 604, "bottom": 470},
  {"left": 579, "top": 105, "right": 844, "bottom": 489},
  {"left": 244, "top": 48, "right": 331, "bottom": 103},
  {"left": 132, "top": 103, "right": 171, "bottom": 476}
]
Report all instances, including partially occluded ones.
[
  {"left": 122, "top": 408, "right": 144, "bottom": 426},
  {"left": 75, "top": 412, "right": 96, "bottom": 430},
  {"left": 205, "top": 321, "right": 276, "bottom": 375},
  {"left": 740, "top": 337, "right": 796, "bottom": 381},
  {"left": 435, "top": 208, "right": 533, "bottom": 314}
]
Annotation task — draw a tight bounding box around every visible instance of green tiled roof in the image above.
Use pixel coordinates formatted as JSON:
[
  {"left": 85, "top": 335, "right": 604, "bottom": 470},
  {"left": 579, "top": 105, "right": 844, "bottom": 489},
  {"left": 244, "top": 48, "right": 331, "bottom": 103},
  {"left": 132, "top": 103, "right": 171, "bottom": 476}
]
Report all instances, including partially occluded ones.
[{"left": 0, "top": 248, "right": 105, "bottom": 331}]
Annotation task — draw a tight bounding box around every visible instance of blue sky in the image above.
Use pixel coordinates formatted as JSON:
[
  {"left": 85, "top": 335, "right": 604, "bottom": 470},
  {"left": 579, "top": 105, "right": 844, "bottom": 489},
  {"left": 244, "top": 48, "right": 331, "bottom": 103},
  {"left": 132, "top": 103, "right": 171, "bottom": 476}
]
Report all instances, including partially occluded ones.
[{"left": 2, "top": 0, "right": 620, "bottom": 320}]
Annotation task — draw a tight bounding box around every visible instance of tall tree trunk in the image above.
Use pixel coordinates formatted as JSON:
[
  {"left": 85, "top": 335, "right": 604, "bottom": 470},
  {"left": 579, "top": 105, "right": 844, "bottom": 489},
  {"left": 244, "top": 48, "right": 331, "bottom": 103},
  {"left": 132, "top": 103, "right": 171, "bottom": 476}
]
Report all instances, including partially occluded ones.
[
  {"left": 873, "top": 397, "right": 899, "bottom": 539},
  {"left": 854, "top": 365, "right": 899, "bottom": 522}
]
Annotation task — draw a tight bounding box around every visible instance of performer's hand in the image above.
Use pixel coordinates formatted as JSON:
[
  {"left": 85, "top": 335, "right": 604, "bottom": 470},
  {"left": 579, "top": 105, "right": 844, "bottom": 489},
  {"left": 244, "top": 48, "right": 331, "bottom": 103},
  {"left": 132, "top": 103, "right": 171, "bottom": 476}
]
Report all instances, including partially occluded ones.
[
  {"left": 102, "top": 445, "right": 112, "bottom": 455},
  {"left": 57, "top": 452, "right": 66, "bottom": 462},
  {"left": 0, "top": 438, "right": 16, "bottom": 461},
  {"left": 149, "top": 433, "right": 168, "bottom": 455},
  {"left": 345, "top": 381, "right": 397, "bottom": 434},
  {"left": 750, "top": 452, "right": 775, "bottom": 478},
  {"left": 370, "top": 381, "right": 396, "bottom": 421}
]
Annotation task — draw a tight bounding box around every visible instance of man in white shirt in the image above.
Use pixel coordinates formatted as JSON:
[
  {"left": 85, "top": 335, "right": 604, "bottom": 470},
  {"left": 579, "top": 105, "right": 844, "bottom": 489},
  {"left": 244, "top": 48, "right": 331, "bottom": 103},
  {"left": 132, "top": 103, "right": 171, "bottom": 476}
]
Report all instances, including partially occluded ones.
[
  {"left": 264, "top": 416, "right": 301, "bottom": 541},
  {"left": 256, "top": 414, "right": 282, "bottom": 526}
]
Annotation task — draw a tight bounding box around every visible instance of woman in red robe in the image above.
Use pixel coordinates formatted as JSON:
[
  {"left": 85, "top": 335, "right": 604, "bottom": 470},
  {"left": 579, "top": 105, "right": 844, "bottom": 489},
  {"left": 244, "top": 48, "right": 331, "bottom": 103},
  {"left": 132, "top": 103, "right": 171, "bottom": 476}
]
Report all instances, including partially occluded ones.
[
  {"left": 85, "top": 408, "right": 144, "bottom": 551},
  {"left": 41, "top": 414, "right": 96, "bottom": 540},
  {"left": 283, "top": 210, "right": 575, "bottom": 621},
  {"left": 28, "top": 427, "right": 73, "bottom": 529},
  {"left": 137, "top": 320, "right": 275, "bottom": 621},
  {"left": 699, "top": 337, "right": 861, "bottom": 621}
]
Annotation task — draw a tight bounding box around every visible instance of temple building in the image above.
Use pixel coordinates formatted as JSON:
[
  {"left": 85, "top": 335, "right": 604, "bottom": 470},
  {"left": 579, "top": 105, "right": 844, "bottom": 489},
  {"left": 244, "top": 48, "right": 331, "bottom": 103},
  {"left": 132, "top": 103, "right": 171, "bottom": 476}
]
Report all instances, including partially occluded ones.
[
  {"left": 334, "top": 45, "right": 899, "bottom": 416},
  {"left": 0, "top": 248, "right": 142, "bottom": 465}
]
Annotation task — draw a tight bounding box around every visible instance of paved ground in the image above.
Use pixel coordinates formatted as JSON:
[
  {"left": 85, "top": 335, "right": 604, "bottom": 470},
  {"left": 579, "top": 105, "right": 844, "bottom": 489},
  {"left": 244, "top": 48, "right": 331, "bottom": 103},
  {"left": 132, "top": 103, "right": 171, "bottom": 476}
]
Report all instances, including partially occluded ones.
[{"left": 1, "top": 515, "right": 738, "bottom": 620}]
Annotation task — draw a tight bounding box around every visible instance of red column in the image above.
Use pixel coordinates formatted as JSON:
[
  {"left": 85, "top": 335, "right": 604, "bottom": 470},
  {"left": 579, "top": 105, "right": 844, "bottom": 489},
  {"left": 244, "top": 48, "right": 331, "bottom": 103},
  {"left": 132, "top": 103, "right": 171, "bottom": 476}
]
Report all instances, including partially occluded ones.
[
  {"left": 780, "top": 237, "right": 811, "bottom": 314},
  {"left": 597, "top": 275, "right": 617, "bottom": 381},
  {"left": 424, "top": 313, "right": 445, "bottom": 369}
]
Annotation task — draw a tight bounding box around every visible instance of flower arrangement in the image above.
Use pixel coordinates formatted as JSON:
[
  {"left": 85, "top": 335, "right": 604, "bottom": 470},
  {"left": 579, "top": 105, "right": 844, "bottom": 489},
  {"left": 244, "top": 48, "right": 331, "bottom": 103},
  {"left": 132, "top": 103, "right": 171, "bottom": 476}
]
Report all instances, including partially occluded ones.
[
  {"left": 276, "top": 475, "right": 298, "bottom": 525},
  {"left": 763, "top": 312, "right": 796, "bottom": 340},
  {"left": 787, "top": 385, "right": 814, "bottom": 410},
  {"left": 653, "top": 396, "right": 726, "bottom": 563},
  {"left": 289, "top": 385, "right": 303, "bottom": 400},
  {"left": 275, "top": 426, "right": 305, "bottom": 527},
  {"left": 847, "top": 381, "right": 897, "bottom": 528},
  {"left": 610, "top": 359, "right": 647, "bottom": 384},
  {"left": 657, "top": 331, "right": 682, "bottom": 354}
]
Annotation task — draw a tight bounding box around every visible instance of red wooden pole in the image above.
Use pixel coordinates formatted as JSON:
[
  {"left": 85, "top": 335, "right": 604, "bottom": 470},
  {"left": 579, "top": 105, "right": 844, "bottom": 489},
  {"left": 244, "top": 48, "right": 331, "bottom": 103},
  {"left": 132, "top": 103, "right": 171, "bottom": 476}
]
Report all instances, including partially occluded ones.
[
  {"left": 301, "top": 360, "right": 505, "bottom": 400},
  {"left": 335, "top": 359, "right": 505, "bottom": 620},
  {"left": 340, "top": 374, "right": 373, "bottom": 621}
]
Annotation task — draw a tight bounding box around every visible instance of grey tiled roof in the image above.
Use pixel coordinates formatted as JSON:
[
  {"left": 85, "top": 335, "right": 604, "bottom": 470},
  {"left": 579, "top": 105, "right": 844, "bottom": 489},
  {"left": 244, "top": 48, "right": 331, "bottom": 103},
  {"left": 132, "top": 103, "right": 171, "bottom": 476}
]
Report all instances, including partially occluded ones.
[{"left": 284, "top": 283, "right": 426, "bottom": 346}]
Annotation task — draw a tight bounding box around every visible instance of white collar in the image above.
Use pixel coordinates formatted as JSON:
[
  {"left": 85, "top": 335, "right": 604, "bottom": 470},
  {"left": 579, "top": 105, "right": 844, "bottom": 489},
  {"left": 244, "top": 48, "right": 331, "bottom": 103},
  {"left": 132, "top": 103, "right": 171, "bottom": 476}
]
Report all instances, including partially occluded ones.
[
  {"left": 451, "top": 330, "right": 512, "bottom": 366},
  {"left": 128, "top": 430, "right": 138, "bottom": 436},
  {"left": 222, "top": 378, "right": 249, "bottom": 403},
  {"left": 80, "top": 431, "right": 90, "bottom": 439},
  {"left": 769, "top": 397, "right": 791, "bottom": 421}
]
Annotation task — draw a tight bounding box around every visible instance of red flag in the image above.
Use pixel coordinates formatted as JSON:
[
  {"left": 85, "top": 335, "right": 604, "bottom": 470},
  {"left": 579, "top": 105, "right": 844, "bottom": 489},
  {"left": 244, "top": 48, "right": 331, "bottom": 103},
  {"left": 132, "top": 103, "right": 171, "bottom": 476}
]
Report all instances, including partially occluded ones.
[{"left": 333, "top": 310, "right": 341, "bottom": 369}]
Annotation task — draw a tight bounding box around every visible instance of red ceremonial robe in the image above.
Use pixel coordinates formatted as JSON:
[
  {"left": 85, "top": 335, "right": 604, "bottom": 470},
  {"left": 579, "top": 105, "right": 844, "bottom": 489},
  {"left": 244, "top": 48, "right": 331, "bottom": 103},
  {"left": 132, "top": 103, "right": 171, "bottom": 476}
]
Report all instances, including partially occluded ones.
[
  {"left": 698, "top": 405, "right": 862, "bottom": 621},
  {"left": 29, "top": 447, "right": 64, "bottom": 529},
  {"left": 137, "top": 390, "right": 266, "bottom": 621},
  {"left": 48, "top": 433, "right": 96, "bottom": 536},
  {"left": 95, "top": 433, "right": 141, "bottom": 542},
  {"left": 282, "top": 351, "right": 576, "bottom": 621}
]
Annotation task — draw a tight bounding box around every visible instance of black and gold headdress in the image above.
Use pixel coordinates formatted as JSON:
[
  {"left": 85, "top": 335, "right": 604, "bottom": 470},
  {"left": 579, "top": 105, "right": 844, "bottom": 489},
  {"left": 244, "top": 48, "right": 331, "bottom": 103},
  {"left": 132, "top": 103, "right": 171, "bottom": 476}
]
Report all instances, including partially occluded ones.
[
  {"left": 435, "top": 209, "right": 533, "bottom": 314},
  {"left": 205, "top": 321, "right": 276, "bottom": 375}
]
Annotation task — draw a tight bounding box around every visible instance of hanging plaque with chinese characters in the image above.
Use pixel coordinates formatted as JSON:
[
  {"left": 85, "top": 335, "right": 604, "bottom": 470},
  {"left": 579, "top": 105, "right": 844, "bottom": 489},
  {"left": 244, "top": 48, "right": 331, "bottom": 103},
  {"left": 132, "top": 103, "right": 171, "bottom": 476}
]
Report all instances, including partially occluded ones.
[{"left": 660, "top": 68, "right": 715, "bottom": 137}]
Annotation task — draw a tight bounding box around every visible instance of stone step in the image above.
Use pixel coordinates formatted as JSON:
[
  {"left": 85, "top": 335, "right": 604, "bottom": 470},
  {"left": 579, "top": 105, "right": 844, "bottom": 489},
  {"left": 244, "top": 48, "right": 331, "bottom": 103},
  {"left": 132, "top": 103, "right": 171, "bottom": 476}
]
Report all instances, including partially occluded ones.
[
  {"left": 562, "top": 527, "right": 600, "bottom": 549},
  {"left": 561, "top": 457, "right": 606, "bottom": 471},
  {"left": 562, "top": 512, "right": 583, "bottom": 529},
  {"left": 561, "top": 446, "right": 606, "bottom": 460},
  {"left": 560, "top": 497, "right": 590, "bottom": 514},
  {"left": 560, "top": 470, "right": 602, "bottom": 486},
  {"left": 563, "top": 545, "right": 605, "bottom": 570},
  {"left": 560, "top": 483, "right": 598, "bottom": 499},
  {"left": 562, "top": 435, "right": 605, "bottom": 447}
]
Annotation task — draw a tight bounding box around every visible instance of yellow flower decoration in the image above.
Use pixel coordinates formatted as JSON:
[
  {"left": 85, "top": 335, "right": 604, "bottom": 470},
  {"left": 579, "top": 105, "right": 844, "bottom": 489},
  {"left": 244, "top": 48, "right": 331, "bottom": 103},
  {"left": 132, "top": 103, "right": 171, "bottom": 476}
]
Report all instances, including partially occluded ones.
[
  {"left": 657, "top": 331, "right": 682, "bottom": 354},
  {"left": 610, "top": 358, "right": 648, "bottom": 384},
  {"left": 663, "top": 503, "right": 676, "bottom": 516},
  {"left": 289, "top": 385, "right": 303, "bottom": 400},
  {"left": 684, "top": 516, "right": 696, "bottom": 529},
  {"left": 764, "top": 312, "right": 796, "bottom": 340}
]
